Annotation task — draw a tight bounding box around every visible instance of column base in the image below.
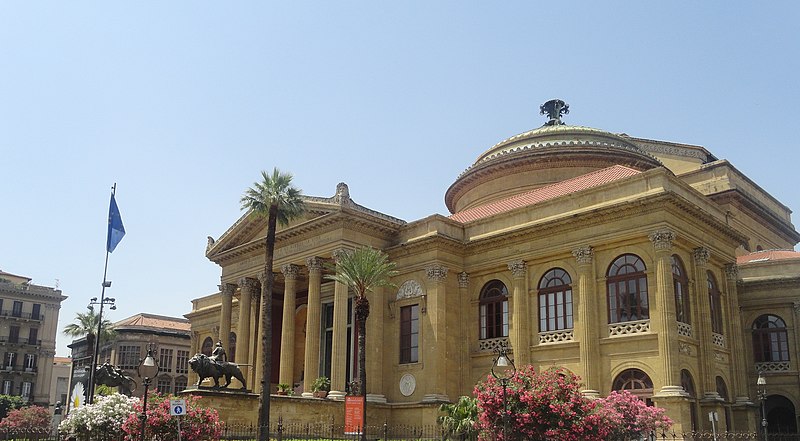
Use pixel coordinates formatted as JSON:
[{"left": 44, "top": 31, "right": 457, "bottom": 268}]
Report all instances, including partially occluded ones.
[
  {"left": 581, "top": 389, "right": 600, "bottom": 399},
  {"left": 327, "top": 390, "right": 346, "bottom": 401},
  {"left": 734, "top": 396, "right": 754, "bottom": 406},
  {"left": 366, "top": 394, "right": 387, "bottom": 403},
  {"left": 421, "top": 393, "right": 450, "bottom": 403},
  {"left": 653, "top": 385, "right": 688, "bottom": 397},
  {"left": 701, "top": 392, "right": 723, "bottom": 403},
  {"left": 301, "top": 392, "right": 314, "bottom": 398}
]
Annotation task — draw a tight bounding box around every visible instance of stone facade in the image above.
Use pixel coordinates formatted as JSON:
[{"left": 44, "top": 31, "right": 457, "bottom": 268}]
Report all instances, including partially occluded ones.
[
  {"left": 188, "top": 106, "right": 800, "bottom": 433},
  {"left": 0, "top": 270, "right": 66, "bottom": 406}
]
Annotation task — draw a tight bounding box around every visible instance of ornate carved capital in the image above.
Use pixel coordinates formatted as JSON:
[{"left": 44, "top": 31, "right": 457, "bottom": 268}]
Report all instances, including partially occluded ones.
[
  {"left": 724, "top": 263, "right": 739, "bottom": 281},
  {"left": 794, "top": 301, "right": 800, "bottom": 315},
  {"left": 218, "top": 283, "right": 236, "bottom": 297},
  {"left": 426, "top": 264, "right": 449, "bottom": 282},
  {"left": 693, "top": 247, "right": 710, "bottom": 266},
  {"left": 281, "top": 264, "right": 301, "bottom": 280},
  {"left": 457, "top": 272, "right": 470, "bottom": 289},
  {"left": 306, "top": 256, "right": 324, "bottom": 274},
  {"left": 332, "top": 248, "right": 351, "bottom": 263},
  {"left": 572, "top": 246, "right": 594, "bottom": 265},
  {"left": 508, "top": 260, "right": 527, "bottom": 278},
  {"left": 649, "top": 229, "right": 676, "bottom": 251},
  {"left": 239, "top": 277, "right": 258, "bottom": 293}
]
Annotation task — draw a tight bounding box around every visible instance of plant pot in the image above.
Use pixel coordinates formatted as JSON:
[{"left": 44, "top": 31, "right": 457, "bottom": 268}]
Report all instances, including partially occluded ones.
[
  {"left": 313, "top": 391, "right": 328, "bottom": 398},
  {"left": 276, "top": 391, "right": 288, "bottom": 396}
]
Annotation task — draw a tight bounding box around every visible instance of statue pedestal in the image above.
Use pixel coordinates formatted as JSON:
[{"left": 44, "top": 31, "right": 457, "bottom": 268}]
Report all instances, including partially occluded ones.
[{"left": 179, "top": 387, "right": 259, "bottom": 425}]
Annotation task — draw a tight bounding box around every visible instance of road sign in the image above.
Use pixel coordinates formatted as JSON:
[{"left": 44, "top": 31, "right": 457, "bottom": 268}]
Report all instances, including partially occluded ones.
[{"left": 170, "top": 399, "right": 187, "bottom": 416}]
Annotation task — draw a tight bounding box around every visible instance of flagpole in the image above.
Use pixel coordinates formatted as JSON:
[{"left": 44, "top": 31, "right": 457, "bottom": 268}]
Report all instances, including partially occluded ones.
[{"left": 88, "top": 184, "right": 115, "bottom": 404}]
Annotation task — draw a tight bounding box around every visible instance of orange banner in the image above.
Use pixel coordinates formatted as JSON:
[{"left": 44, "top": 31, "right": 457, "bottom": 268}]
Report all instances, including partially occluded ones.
[{"left": 344, "top": 396, "right": 365, "bottom": 435}]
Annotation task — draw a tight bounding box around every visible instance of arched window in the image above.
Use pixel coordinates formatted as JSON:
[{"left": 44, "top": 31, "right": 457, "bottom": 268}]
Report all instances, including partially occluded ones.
[
  {"left": 753, "top": 315, "right": 790, "bottom": 362},
  {"left": 708, "top": 272, "right": 723, "bottom": 334},
  {"left": 479, "top": 280, "right": 508, "bottom": 340},
  {"left": 607, "top": 254, "right": 649, "bottom": 323},
  {"left": 716, "top": 377, "right": 732, "bottom": 431},
  {"left": 682, "top": 370, "right": 699, "bottom": 431},
  {"left": 613, "top": 368, "right": 654, "bottom": 405},
  {"left": 538, "top": 268, "right": 573, "bottom": 332},
  {"left": 201, "top": 337, "right": 214, "bottom": 356},
  {"left": 672, "top": 255, "right": 690, "bottom": 324},
  {"left": 229, "top": 332, "right": 237, "bottom": 363}
]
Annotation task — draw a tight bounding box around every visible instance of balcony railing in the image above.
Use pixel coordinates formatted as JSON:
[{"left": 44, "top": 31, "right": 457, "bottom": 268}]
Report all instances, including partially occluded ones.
[
  {"left": 0, "top": 336, "right": 42, "bottom": 346},
  {"left": 2, "top": 365, "right": 38, "bottom": 374},
  {"left": 0, "top": 310, "right": 43, "bottom": 321}
]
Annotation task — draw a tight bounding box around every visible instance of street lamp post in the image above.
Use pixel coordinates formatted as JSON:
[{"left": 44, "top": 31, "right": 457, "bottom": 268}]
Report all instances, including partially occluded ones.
[
  {"left": 491, "top": 341, "right": 516, "bottom": 441},
  {"left": 138, "top": 344, "right": 159, "bottom": 441},
  {"left": 757, "top": 371, "right": 768, "bottom": 441},
  {"left": 87, "top": 294, "right": 116, "bottom": 404}
]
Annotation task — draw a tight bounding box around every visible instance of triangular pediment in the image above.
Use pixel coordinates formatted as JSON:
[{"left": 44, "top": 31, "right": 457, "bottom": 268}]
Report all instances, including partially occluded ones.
[{"left": 206, "top": 183, "right": 406, "bottom": 263}]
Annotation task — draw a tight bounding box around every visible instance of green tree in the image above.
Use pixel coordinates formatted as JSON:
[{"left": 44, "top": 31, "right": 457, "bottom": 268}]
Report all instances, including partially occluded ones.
[
  {"left": 0, "top": 395, "right": 27, "bottom": 420},
  {"left": 439, "top": 396, "right": 479, "bottom": 440},
  {"left": 62, "top": 307, "right": 116, "bottom": 355},
  {"left": 240, "top": 168, "right": 304, "bottom": 441},
  {"left": 327, "top": 246, "right": 397, "bottom": 441}
]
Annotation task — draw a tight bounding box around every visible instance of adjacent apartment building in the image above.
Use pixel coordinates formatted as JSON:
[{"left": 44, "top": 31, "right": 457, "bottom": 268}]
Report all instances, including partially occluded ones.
[
  {"left": 0, "top": 269, "right": 66, "bottom": 406},
  {"left": 186, "top": 101, "right": 800, "bottom": 434}
]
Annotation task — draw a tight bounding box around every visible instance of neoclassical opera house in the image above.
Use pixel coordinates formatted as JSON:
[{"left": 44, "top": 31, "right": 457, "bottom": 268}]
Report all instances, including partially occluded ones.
[{"left": 187, "top": 101, "right": 800, "bottom": 434}]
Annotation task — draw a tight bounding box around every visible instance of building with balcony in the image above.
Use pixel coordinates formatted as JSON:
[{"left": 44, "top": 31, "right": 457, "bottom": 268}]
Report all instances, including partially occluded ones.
[
  {"left": 186, "top": 101, "right": 800, "bottom": 434},
  {"left": 67, "top": 313, "right": 191, "bottom": 398},
  {"left": 0, "top": 269, "right": 66, "bottom": 406}
]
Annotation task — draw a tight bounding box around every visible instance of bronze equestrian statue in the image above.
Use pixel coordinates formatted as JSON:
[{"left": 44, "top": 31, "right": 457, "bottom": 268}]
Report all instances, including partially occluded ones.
[{"left": 95, "top": 362, "right": 137, "bottom": 396}]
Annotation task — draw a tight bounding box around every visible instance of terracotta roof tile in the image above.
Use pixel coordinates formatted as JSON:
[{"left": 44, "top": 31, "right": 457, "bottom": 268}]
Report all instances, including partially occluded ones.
[
  {"left": 114, "top": 313, "right": 191, "bottom": 332},
  {"left": 449, "top": 165, "right": 642, "bottom": 223},
  {"left": 737, "top": 250, "right": 800, "bottom": 264}
]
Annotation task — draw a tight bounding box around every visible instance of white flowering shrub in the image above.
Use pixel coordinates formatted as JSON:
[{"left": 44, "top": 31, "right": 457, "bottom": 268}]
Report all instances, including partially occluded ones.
[{"left": 59, "top": 393, "right": 138, "bottom": 440}]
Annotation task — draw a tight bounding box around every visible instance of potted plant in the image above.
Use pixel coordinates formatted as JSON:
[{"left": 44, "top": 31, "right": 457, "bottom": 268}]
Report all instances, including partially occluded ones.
[
  {"left": 311, "top": 376, "right": 330, "bottom": 398},
  {"left": 276, "top": 383, "right": 291, "bottom": 395}
]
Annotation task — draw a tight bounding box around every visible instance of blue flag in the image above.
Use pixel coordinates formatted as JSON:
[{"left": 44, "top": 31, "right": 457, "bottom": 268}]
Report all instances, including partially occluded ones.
[{"left": 107, "top": 193, "right": 125, "bottom": 253}]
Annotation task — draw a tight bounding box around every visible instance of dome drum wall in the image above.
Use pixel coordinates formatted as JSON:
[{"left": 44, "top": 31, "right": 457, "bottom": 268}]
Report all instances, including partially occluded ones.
[{"left": 446, "top": 126, "right": 663, "bottom": 214}]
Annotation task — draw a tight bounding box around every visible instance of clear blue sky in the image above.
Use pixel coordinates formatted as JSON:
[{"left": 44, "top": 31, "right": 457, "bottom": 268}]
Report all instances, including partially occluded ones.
[{"left": 2, "top": 2, "right": 798, "bottom": 356}]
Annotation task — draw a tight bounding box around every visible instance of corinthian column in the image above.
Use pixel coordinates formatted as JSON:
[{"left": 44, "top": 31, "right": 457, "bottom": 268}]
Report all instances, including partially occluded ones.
[
  {"left": 328, "top": 250, "right": 350, "bottom": 400},
  {"left": 279, "top": 264, "right": 300, "bottom": 386},
  {"left": 302, "top": 257, "right": 323, "bottom": 397},
  {"left": 508, "top": 260, "right": 530, "bottom": 365},
  {"left": 218, "top": 282, "right": 236, "bottom": 355},
  {"left": 237, "top": 277, "right": 257, "bottom": 384},
  {"left": 649, "top": 229, "right": 685, "bottom": 396},
  {"left": 572, "top": 246, "right": 599, "bottom": 397}
]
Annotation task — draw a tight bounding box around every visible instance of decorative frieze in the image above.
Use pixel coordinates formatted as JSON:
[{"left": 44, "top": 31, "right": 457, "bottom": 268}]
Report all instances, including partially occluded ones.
[
  {"left": 281, "top": 264, "right": 301, "bottom": 280},
  {"left": 608, "top": 319, "right": 650, "bottom": 337},
  {"left": 572, "top": 246, "right": 594, "bottom": 265},
  {"left": 539, "top": 329, "right": 574, "bottom": 344},
  {"left": 692, "top": 247, "right": 710, "bottom": 266},
  {"left": 426, "top": 264, "right": 449, "bottom": 282},
  {"left": 648, "top": 229, "right": 676, "bottom": 250},
  {"left": 507, "top": 260, "right": 527, "bottom": 278},
  {"left": 457, "top": 272, "right": 470, "bottom": 289},
  {"left": 396, "top": 280, "right": 424, "bottom": 300}
]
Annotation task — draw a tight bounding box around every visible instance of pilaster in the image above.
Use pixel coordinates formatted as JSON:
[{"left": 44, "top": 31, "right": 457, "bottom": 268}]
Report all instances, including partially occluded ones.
[
  {"left": 457, "top": 272, "right": 470, "bottom": 393},
  {"left": 507, "top": 260, "right": 529, "bottom": 365},
  {"left": 693, "top": 247, "right": 718, "bottom": 399},
  {"left": 422, "top": 264, "right": 450, "bottom": 403},
  {"left": 572, "top": 246, "right": 599, "bottom": 397},
  {"left": 725, "top": 264, "right": 750, "bottom": 405}
]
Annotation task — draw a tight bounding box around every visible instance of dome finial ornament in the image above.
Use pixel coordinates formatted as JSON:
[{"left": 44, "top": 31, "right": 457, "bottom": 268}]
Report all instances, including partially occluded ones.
[{"left": 540, "top": 99, "right": 569, "bottom": 126}]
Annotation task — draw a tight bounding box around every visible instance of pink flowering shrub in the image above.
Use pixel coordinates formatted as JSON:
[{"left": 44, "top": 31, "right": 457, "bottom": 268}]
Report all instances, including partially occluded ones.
[
  {"left": 0, "top": 404, "right": 50, "bottom": 431},
  {"left": 121, "top": 394, "right": 222, "bottom": 441},
  {"left": 474, "top": 366, "right": 610, "bottom": 441},
  {"left": 597, "top": 390, "right": 672, "bottom": 439}
]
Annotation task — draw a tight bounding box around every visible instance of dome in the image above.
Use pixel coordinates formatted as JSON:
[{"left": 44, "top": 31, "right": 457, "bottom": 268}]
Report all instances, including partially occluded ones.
[{"left": 445, "top": 100, "right": 663, "bottom": 214}]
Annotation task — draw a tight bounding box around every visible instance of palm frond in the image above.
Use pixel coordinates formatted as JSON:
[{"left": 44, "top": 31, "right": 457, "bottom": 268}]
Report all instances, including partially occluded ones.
[
  {"left": 326, "top": 246, "right": 398, "bottom": 297},
  {"left": 240, "top": 167, "right": 305, "bottom": 226}
]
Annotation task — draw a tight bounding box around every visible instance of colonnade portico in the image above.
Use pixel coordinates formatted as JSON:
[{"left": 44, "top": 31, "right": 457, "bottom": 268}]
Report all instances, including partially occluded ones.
[{"left": 212, "top": 252, "right": 371, "bottom": 400}]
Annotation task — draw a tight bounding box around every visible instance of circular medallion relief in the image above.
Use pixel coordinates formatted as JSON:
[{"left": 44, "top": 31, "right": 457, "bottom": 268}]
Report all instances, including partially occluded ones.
[{"left": 399, "top": 373, "right": 416, "bottom": 397}]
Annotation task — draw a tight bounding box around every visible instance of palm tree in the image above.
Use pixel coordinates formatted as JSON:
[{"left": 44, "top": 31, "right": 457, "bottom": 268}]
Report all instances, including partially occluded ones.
[
  {"left": 327, "top": 246, "right": 397, "bottom": 441},
  {"left": 62, "top": 307, "right": 116, "bottom": 357},
  {"left": 438, "top": 396, "right": 479, "bottom": 440},
  {"left": 240, "top": 168, "right": 304, "bottom": 441}
]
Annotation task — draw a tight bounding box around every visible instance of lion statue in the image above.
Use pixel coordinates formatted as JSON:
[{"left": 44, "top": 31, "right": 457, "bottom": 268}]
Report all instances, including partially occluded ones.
[{"left": 188, "top": 353, "right": 247, "bottom": 390}]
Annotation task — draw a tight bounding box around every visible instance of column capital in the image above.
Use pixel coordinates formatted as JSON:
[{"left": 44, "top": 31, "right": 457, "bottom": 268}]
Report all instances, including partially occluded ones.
[
  {"left": 238, "top": 277, "right": 259, "bottom": 292},
  {"left": 649, "top": 229, "right": 676, "bottom": 251},
  {"left": 281, "top": 264, "right": 301, "bottom": 280},
  {"left": 507, "top": 260, "right": 527, "bottom": 278},
  {"left": 332, "top": 248, "right": 351, "bottom": 263},
  {"left": 218, "top": 282, "right": 237, "bottom": 296},
  {"left": 724, "top": 263, "right": 739, "bottom": 281},
  {"left": 457, "top": 272, "right": 470, "bottom": 289},
  {"left": 692, "top": 247, "right": 710, "bottom": 266},
  {"left": 257, "top": 271, "right": 269, "bottom": 284},
  {"left": 306, "top": 256, "right": 324, "bottom": 274},
  {"left": 425, "top": 264, "right": 448, "bottom": 282},
  {"left": 572, "top": 246, "right": 594, "bottom": 265}
]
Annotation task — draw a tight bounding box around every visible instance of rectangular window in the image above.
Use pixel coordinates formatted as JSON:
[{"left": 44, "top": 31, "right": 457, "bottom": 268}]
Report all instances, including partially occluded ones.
[
  {"left": 320, "top": 302, "right": 334, "bottom": 380},
  {"left": 4, "top": 352, "right": 16, "bottom": 369},
  {"left": 11, "top": 301, "right": 22, "bottom": 318},
  {"left": 31, "top": 304, "right": 41, "bottom": 320},
  {"left": 399, "top": 304, "right": 419, "bottom": 364},
  {"left": 156, "top": 377, "right": 171, "bottom": 394},
  {"left": 174, "top": 377, "right": 187, "bottom": 394},
  {"left": 2, "top": 380, "right": 12, "bottom": 395},
  {"left": 8, "top": 326, "right": 19, "bottom": 344},
  {"left": 176, "top": 350, "right": 189, "bottom": 374},
  {"left": 28, "top": 328, "right": 38, "bottom": 345},
  {"left": 24, "top": 354, "right": 36, "bottom": 370},
  {"left": 21, "top": 381, "right": 32, "bottom": 399},
  {"left": 159, "top": 349, "right": 173, "bottom": 373},
  {"left": 117, "top": 345, "right": 141, "bottom": 370}
]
